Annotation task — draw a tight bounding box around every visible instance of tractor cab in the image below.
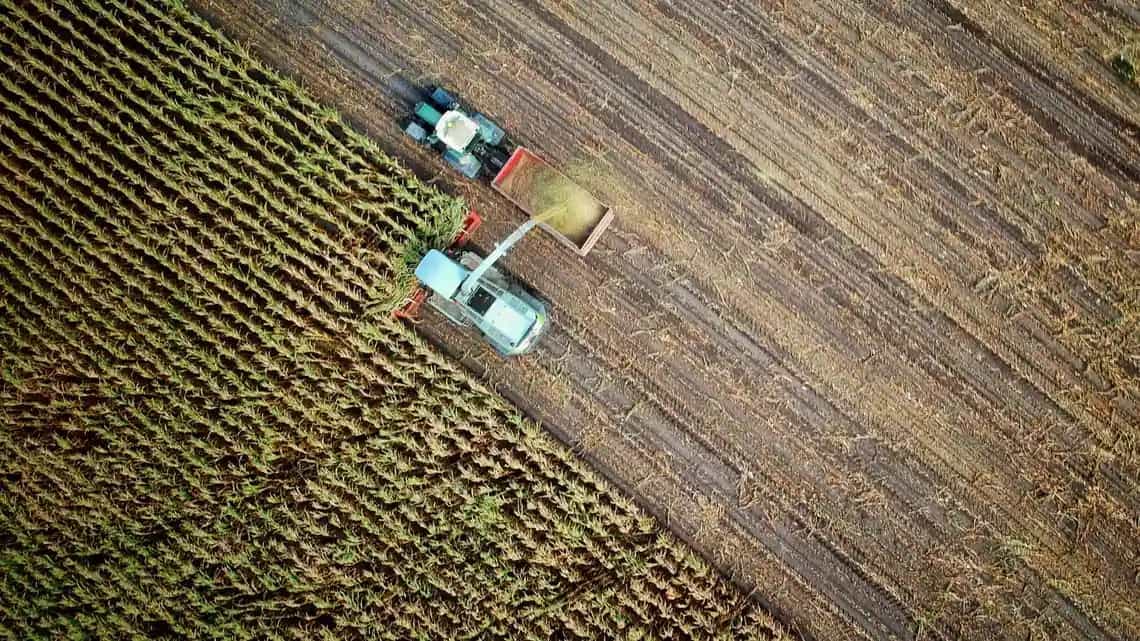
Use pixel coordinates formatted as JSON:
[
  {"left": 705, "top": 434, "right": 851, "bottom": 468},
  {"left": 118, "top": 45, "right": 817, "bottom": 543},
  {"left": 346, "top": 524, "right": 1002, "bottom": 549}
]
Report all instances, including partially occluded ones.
[{"left": 434, "top": 110, "right": 480, "bottom": 151}]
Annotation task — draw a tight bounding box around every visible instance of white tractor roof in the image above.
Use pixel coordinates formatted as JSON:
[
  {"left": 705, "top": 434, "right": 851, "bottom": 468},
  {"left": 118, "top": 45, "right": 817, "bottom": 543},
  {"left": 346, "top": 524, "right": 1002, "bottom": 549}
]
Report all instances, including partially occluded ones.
[{"left": 435, "top": 110, "right": 479, "bottom": 151}]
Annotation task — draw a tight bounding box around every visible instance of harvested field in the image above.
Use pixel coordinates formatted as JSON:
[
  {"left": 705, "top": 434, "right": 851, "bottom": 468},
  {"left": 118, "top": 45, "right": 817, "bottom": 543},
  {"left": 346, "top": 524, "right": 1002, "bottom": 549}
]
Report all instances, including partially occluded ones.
[
  {"left": 0, "top": 1, "right": 789, "bottom": 639},
  {"left": 189, "top": 1, "right": 1140, "bottom": 641}
]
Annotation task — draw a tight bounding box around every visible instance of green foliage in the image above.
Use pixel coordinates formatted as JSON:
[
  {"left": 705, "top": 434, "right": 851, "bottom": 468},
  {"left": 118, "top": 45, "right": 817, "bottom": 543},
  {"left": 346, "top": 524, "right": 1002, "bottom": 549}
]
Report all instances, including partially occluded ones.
[
  {"left": 1111, "top": 39, "right": 1139, "bottom": 85},
  {"left": 1111, "top": 53, "right": 1134, "bottom": 82},
  {"left": 0, "top": 1, "right": 787, "bottom": 640}
]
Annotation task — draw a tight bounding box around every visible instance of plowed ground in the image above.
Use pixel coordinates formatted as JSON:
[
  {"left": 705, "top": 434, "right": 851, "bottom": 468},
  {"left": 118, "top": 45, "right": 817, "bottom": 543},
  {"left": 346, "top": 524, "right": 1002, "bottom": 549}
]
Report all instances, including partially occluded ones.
[{"left": 191, "top": 1, "right": 1140, "bottom": 640}]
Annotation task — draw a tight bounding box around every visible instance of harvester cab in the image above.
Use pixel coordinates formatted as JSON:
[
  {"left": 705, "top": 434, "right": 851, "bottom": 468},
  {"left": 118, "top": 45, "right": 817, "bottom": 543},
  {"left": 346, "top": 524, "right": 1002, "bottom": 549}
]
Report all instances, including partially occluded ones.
[{"left": 404, "top": 86, "right": 512, "bottom": 179}]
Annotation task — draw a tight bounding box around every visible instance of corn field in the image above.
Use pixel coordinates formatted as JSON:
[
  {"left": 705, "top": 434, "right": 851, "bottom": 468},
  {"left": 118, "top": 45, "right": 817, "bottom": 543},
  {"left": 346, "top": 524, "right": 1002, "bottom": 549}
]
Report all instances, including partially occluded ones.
[{"left": 0, "top": 1, "right": 786, "bottom": 639}]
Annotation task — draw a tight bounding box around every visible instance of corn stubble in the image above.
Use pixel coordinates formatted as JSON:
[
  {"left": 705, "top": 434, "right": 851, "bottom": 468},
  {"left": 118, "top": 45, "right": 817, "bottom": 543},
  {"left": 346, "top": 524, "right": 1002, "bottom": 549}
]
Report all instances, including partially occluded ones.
[{"left": 0, "top": 1, "right": 787, "bottom": 639}]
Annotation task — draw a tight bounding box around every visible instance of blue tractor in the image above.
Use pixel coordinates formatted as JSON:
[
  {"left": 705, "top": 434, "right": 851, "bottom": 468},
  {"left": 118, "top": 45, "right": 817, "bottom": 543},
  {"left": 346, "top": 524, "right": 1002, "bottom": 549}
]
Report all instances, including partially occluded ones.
[{"left": 404, "top": 86, "right": 513, "bottom": 179}]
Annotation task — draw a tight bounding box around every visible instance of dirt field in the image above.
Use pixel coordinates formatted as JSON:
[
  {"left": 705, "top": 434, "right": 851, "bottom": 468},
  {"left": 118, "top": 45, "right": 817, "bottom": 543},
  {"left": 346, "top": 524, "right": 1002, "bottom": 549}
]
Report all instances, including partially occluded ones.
[{"left": 190, "top": 1, "right": 1139, "bottom": 640}]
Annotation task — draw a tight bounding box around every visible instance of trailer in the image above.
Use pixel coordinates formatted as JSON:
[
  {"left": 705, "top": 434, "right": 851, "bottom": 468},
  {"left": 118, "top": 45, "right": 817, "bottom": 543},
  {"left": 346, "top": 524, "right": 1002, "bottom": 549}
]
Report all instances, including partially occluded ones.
[{"left": 492, "top": 147, "right": 614, "bottom": 257}]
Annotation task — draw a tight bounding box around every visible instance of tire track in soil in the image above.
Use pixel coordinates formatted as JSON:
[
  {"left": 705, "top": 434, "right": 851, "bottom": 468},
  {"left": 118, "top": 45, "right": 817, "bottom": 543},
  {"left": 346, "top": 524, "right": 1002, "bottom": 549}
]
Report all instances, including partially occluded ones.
[
  {"left": 190, "top": 1, "right": 1140, "bottom": 640},
  {"left": 651, "top": 0, "right": 1124, "bottom": 428},
  {"left": 562, "top": 248, "right": 922, "bottom": 639},
  {"left": 729, "top": 0, "right": 1140, "bottom": 563},
  {"left": 756, "top": 0, "right": 1140, "bottom": 479},
  {"left": 912, "top": 1, "right": 1140, "bottom": 187},
  {"left": 652, "top": 0, "right": 1140, "bottom": 497},
  {"left": 587, "top": 0, "right": 1113, "bottom": 457}
]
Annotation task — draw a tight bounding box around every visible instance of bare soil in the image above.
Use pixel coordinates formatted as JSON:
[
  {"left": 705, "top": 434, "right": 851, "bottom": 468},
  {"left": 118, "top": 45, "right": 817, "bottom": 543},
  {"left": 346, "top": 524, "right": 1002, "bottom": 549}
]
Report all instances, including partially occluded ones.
[{"left": 189, "top": 1, "right": 1140, "bottom": 640}]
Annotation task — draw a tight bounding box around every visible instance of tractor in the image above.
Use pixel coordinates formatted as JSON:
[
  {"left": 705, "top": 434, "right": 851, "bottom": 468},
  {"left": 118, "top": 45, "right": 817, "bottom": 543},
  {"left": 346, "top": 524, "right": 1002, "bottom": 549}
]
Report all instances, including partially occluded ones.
[{"left": 403, "top": 86, "right": 512, "bottom": 179}]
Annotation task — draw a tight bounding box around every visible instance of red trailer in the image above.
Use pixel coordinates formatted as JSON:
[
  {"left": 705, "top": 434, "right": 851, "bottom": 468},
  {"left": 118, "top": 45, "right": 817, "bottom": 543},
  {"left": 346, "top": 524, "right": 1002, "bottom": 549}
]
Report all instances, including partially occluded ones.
[{"left": 491, "top": 147, "right": 614, "bottom": 257}]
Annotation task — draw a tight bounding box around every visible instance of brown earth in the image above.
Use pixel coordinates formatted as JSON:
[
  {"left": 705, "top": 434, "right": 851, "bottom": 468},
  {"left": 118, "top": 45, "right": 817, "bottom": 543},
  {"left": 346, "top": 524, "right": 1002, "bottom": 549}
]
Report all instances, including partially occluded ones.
[{"left": 188, "top": 1, "right": 1140, "bottom": 640}]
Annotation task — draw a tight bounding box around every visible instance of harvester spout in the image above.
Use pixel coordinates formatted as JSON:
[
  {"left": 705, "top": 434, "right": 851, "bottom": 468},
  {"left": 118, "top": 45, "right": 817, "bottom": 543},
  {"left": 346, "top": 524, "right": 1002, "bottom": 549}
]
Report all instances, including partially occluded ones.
[{"left": 460, "top": 218, "right": 540, "bottom": 298}]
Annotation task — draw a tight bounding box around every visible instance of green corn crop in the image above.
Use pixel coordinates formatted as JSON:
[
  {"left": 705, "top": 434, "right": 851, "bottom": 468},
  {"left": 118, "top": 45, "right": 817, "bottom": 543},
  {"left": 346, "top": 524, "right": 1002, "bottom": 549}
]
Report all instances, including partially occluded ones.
[{"left": 0, "top": 1, "right": 789, "bottom": 639}]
